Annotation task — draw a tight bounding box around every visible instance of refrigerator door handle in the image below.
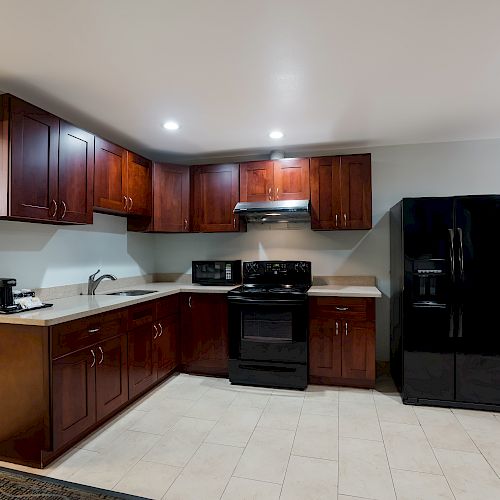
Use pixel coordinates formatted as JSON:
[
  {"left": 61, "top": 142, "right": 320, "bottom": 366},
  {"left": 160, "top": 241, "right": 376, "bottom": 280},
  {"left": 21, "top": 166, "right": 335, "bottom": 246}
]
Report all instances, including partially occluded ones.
[
  {"left": 457, "top": 304, "right": 463, "bottom": 338},
  {"left": 448, "top": 304, "right": 455, "bottom": 338},
  {"left": 448, "top": 229, "right": 455, "bottom": 282},
  {"left": 457, "top": 227, "right": 464, "bottom": 280}
]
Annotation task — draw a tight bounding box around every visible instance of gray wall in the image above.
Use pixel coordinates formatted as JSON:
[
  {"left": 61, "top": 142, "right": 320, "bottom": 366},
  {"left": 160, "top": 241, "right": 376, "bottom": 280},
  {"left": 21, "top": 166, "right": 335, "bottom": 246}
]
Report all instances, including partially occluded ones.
[{"left": 155, "top": 138, "right": 500, "bottom": 360}]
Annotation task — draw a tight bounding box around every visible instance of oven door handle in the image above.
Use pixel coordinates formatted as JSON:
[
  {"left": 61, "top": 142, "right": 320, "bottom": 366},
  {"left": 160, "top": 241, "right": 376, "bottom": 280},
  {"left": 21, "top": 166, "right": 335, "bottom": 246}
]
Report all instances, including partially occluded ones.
[{"left": 228, "top": 297, "right": 307, "bottom": 306}]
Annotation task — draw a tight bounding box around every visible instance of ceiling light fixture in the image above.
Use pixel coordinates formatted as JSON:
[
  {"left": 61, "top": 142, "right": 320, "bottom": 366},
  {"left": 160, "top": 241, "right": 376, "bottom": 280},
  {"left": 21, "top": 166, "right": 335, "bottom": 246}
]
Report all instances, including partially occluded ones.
[
  {"left": 269, "top": 130, "right": 284, "bottom": 139},
  {"left": 163, "top": 121, "right": 180, "bottom": 131}
]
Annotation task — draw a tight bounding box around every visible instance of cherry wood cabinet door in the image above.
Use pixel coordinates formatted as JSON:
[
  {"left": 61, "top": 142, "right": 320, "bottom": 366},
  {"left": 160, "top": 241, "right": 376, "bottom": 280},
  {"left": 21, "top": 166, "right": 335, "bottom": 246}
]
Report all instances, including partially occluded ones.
[
  {"left": 273, "top": 158, "right": 310, "bottom": 201},
  {"left": 192, "top": 163, "right": 240, "bottom": 232},
  {"left": 341, "top": 321, "right": 375, "bottom": 381},
  {"left": 94, "top": 138, "right": 127, "bottom": 214},
  {"left": 181, "top": 293, "right": 228, "bottom": 376},
  {"left": 153, "top": 163, "right": 190, "bottom": 232},
  {"left": 128, "top": 323, "right": 156, "bottom": 398},
  {"left": 239, "top": 161, "right": 274, "bottom": 202},
  {"left": 156, "top": 315, "right": 179, "bottom": 380},
  {"left": 52, "top": 348, "right": 96, "bottom": 450},
  {"left": 9, "top": 96, "right": 59, "bottom": 221},
  {"left": 58, "top": 122, "right": 94, "bottom": 224},
  {"left": 95, "top": 334, "right": 128, "bottom": 421},
  {"left": 127, "top": 151, "right": 152, "bottom": 217},
  {"left": 310, "top": 156, "right": 342, "bottom": 230},
  {"left": 340, "top": 154, "right": 372, "bottom": 229},
  {"left": 309, "top": 318, "right": 342, "bottom": 379}
]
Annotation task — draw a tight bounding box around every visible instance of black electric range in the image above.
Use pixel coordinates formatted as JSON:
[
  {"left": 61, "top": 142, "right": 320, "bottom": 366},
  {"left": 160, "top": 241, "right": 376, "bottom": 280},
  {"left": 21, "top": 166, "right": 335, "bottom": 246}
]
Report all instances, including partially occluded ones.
[{"left": 227, "top": 261, "right": 312, "bottom": 390}]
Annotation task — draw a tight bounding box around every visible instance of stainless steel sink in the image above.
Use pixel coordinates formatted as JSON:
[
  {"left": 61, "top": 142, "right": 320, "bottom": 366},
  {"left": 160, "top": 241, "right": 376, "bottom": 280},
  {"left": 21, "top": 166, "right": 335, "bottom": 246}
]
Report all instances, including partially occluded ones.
[{"left": 107, "top": 290, "right": 158, "bottom": 296}]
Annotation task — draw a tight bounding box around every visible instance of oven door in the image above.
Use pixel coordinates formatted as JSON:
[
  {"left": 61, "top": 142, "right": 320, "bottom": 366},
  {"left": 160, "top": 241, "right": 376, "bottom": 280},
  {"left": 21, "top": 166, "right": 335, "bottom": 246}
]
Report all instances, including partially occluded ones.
[{"left": 228, "top": 298, "right": 308, "bottom": 364}]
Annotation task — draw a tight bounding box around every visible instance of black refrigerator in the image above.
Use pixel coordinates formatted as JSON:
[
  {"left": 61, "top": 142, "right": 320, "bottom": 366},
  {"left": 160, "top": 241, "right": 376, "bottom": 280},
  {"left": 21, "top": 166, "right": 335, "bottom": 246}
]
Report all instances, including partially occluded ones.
[{"left": 390, "top": 196, "right": 500, "bottom": 411}]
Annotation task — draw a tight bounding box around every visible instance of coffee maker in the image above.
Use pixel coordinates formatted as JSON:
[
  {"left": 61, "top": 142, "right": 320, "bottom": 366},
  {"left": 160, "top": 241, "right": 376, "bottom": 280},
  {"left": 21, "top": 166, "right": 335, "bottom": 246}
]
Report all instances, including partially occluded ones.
[{"left": 0, "top": 278, "right": 18, "bottom": 312}]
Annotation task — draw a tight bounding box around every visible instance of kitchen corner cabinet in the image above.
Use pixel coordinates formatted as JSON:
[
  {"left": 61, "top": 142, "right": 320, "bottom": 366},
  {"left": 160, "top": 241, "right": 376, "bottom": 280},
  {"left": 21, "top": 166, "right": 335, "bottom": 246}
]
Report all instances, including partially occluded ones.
[
  {"left": 192, "top": 163, "right": 241, "bottom": 232},
  {"left": 309, "top": 296, "right": 375, "bottom": 388},
  {"left": 181, "top": 293, "right": 229, "bottom": 376},
  {"left": 239, "top": 158, "right": 310, "bottom": 202},
  {"left": 94, "top": 138, "right": 152, "bottom": 217},
  {"left": 310, "top": 154, "right": 371, "bottom": 230},
  {"left": 0, "top": 94, "right": 94, "bottom": 224},
  {"left": 129, "top": 162, "right": 190, "bottom": 233}
]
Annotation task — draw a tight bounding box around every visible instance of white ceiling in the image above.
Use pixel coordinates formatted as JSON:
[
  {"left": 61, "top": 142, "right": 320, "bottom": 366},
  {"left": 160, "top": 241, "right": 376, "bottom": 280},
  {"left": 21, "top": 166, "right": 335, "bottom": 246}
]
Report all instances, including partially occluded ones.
[{"left": 1, "top": 0, "right": 500, "bottom": 162}]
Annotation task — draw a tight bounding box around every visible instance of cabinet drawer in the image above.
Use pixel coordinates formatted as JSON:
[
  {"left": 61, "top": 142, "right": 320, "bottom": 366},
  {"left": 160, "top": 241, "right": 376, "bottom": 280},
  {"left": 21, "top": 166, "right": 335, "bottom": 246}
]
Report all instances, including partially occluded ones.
[
  {"left": 52, "top": 309, "right": 126, "bottom": 359},
  {"left": 128, "top": 301, "right": 155, "bottom": 330},
  {"left": 156, "top": 294, "right": 179, "bottom": 320},
  {"left": 310, "top": 297, "right": 374, "bottom": 322}
]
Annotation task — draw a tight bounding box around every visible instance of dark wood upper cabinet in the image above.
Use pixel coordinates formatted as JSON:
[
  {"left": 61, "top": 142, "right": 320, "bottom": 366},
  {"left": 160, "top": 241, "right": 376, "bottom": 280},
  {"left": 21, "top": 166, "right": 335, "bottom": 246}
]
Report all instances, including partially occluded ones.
[
  {"left": 127, "top": 152, "right": 152, "bottom": 217},
  {"left": 58, "top": 122, "right": 94, "bottom": 224},
  {"left": 94, "top": 138, "right": 127, "bottom": 214},
  {"left": 0, "top": 94, "right": 94, "bottom": 225},
  {"left": 273, "top": 158, "right": 310, "bottom": 201},
  {"left": 6, "top": 96, "right": 59, "bottom": 221},
  {"left": 240, "top": 161, "right": 274, "bottom": 202},
  {"left": 192, "top": 163, "right": 241, "bottom": 232},
  {"left": 240, "top": 158, "right": 310, "bottom": 202},
  {"left": 310, "top": 154, "right": 371, "bottom": 230},
  {"left": 152, "top": 163, "right": 190, "bottom": 232}
]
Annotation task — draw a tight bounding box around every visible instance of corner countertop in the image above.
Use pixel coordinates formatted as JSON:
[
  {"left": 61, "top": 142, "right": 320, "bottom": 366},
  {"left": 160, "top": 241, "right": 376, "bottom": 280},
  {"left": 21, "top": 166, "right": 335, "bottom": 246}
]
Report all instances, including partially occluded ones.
[{"left": 0, "top": 282, "right": 382, "bottom": 327}]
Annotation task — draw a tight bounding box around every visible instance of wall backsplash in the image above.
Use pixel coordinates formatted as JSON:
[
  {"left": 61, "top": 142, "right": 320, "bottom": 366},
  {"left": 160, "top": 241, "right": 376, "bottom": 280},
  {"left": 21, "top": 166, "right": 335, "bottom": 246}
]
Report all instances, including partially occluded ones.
[{"left": 0, "top": 213, "right": 155, "bottom": 290}]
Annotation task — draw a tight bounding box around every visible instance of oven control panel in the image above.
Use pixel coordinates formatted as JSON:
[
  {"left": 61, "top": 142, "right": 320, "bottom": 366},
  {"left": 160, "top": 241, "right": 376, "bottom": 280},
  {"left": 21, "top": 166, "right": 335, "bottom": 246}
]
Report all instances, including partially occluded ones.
[{"left": 243, "top": 261, "right": 312, "bottom": 285}]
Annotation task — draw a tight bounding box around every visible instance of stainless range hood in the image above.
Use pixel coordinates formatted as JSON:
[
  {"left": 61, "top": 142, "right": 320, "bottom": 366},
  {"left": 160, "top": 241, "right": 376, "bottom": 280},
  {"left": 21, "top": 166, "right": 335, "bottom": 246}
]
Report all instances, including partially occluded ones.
[{"left": 233, "top": 199, "right": 310, "bottom": 223}]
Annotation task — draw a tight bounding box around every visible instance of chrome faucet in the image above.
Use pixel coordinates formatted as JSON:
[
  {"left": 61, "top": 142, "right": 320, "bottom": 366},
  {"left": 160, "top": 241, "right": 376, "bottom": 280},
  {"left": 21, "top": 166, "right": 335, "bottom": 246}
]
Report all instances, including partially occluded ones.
[{"left": 88, "top": 269, "right": 117, "bottom": 295}]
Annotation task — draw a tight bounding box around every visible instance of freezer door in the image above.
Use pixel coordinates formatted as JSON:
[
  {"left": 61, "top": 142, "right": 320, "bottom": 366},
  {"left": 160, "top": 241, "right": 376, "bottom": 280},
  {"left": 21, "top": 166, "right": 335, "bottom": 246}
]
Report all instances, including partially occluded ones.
[
  {"left": 455, "top": 196, "right": 500, "bottom": 405},
  {"left": 401, "top": 198, "right": 456, "bottom": 401}
]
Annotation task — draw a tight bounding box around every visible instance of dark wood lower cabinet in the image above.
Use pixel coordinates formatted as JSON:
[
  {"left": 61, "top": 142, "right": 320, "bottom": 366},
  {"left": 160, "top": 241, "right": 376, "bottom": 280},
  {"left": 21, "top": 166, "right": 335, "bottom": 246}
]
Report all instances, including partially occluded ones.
[
  {"left": 309, "top": 297, "right": 376, "bottom": 388},
  {"left": 52, "top": 348, "right": 96, "bottom": 451},
  {"left": 96, "top": 334, "right": 128, "bottom": 421},
  {"left": 181, "top": 293, "right": 228, "bottom": 376},
  {"left": 128, "top": 323, "right": 156, "bottom": 399},
  {"left": 156, "top": 314, "right": 179, "bottom": 380}
]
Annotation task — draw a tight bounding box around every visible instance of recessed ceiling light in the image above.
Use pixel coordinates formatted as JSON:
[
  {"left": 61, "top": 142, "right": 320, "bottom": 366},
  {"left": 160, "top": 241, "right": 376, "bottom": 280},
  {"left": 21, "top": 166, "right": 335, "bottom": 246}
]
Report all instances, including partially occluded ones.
[
  {"left": 163, "top": 121, "right": 180, "bottom": 131},
  {"left": 269, "top": 130, "right": 284, "bottom": 139}
]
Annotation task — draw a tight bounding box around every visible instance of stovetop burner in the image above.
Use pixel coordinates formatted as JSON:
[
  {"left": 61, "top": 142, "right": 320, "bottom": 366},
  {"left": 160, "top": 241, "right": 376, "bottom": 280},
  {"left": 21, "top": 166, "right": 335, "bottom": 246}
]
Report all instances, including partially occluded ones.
[{"left": 229, "top": 283, "right": 310, "bottom": 297}]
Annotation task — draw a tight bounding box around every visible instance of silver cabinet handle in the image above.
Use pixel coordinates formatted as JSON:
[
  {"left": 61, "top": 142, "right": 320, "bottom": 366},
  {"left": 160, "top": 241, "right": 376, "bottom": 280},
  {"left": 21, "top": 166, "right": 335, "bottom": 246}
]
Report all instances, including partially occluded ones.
[
  {"left": 335, "top": 214, "right": 339, "bottom": 227},
  {"left": 268, "top": 187, "right": 272, "bottom": 200},
  {"left": 335, "top": 321, "right": 339, "bottom": 336},
  {"left": 88, "top": 327, "right": 100, "bottom": 334},
  {"left": 345, "top": 322, "right": 348, "bottom": 336},
  {"left": 61, "top": 200, "right": 67, "bottom": 219},
  {"left": 90, "top": 349, "right": 96, "bottom": 368},
  {"left": 158, "top": 322, "right": 163, "bottom": 337},
  {"left": 49, "top": 199, "right": 58, "bottom": 218},
  {"left": 129, "top": 197, "right": 133, "bottom": 211},
  {"left": 276, "top": 187, "right": 279, "bottom": 199},
  {"left": 98, "top": 346, "right": 104, "bottom": 365},
  {"left": 184, "top": 218, "right": 188, "bottom": 231},
  {"left": 153, "top": 324, "right": 159, "bottom": 339},
  {"left": 123, "top": 195, "right": 128, "bottom": 210},
  {"left": 335, "top": 306, "right": 349, "bottom": 311},
  {"left": 344, "top": 213, "right": 347, "bottom": 227},
  {"left": 188, "top": 296, "right": 192, "bottom": 308},
  {"left": 457, "top": 227, "right": 464, "bottom": 280},
  {"left": 233, "top": 217, "right": 236, "bottom": 229}
]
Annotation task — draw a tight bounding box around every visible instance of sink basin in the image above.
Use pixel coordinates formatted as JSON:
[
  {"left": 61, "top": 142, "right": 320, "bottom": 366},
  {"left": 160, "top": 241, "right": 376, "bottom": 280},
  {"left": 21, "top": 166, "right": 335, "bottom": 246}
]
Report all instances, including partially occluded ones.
[{"left": 107, "top": 290, "right": 158, "bottom": 296}]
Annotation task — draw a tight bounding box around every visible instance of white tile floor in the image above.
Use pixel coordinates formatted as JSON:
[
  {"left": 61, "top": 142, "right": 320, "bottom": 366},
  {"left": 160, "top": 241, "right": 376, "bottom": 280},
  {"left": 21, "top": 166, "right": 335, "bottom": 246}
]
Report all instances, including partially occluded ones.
[{"left": 3, "top": 373, "right": 500, "bottom": 499}]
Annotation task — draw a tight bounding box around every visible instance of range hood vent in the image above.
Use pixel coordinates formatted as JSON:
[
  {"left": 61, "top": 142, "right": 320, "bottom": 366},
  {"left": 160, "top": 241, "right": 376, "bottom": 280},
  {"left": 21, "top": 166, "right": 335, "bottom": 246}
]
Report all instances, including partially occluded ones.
[{"left": 233, "top": 199, "right": 310, "bottom": 223}]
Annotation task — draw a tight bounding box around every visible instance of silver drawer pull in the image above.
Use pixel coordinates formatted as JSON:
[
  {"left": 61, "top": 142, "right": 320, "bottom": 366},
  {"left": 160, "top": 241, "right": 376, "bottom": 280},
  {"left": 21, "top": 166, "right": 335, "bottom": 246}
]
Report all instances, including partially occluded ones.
[
  {"left": 335, "top": 321, "right": 339, "bottom": 336},
  {"left": 345, "top": 322, "right": 348, "bottom": 336},
  {"left": 335, "top": 307, "right": 349, "bottom": 311},
  {"left": 88, "top": 328, "right": 100, "bottom": 334}
]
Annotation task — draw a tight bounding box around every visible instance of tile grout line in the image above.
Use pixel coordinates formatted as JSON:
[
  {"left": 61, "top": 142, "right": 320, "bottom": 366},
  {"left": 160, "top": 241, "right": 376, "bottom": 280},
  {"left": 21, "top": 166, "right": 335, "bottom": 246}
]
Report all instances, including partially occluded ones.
[
  {"left": 373, "top": 388, "right": 398, "bottom": 500},
  {"left": 414, "top": 411, "right": 458, "bottom": 500},
  {"left": 277, "top": 391, "right": 305, "bottom": 499}
]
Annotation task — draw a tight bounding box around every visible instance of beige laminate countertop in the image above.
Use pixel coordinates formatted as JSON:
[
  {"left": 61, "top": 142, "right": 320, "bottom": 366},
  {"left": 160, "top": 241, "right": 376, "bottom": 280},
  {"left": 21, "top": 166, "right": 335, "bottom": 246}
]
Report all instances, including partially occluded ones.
[{"left": 0, "top": 282, "right": 381, "bottom": 327}]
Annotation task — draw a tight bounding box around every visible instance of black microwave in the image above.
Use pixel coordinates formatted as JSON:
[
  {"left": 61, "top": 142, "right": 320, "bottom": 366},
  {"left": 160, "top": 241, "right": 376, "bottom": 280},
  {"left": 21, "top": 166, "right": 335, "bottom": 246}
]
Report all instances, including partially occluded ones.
[{"left": 192, "top": 260, "right": 242, "bottom": 286}]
